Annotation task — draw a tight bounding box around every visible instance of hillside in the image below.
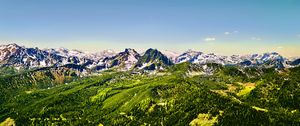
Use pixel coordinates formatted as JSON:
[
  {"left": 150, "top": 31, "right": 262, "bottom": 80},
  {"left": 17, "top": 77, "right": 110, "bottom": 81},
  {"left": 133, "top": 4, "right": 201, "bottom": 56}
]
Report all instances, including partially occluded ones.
[{"left": 1, "top": 62, "right": 300, "bottom": 125}]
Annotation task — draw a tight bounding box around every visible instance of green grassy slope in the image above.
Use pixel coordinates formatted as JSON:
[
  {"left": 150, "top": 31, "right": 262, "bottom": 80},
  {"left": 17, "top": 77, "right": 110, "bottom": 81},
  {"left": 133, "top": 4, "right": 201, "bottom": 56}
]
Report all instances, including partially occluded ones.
[{"left": 0, "top": 64, "right": 300, "bottom": 125}]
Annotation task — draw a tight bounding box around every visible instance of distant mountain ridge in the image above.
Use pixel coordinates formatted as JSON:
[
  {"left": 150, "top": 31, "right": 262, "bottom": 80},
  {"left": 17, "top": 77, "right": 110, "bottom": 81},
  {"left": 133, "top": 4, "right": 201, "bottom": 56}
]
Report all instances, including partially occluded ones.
[{"left": 0, "top": 43, "right": 299, "bottom": 72}]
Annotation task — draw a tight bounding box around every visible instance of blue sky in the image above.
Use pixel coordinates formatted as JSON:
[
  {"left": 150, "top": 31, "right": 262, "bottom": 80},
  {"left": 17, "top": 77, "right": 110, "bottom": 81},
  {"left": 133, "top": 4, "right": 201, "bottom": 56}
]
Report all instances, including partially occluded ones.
[{"left": 0, "top": 0, "right": 300, "bottom": 56}]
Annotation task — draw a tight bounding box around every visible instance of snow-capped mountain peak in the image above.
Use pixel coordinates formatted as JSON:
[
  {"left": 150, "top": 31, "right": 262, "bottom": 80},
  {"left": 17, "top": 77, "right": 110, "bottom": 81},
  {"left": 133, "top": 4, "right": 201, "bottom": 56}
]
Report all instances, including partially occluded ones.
[
  {"left": 160, "top": 50, "right": 180, "bottom": 62},
  {"left": 175, "top": 49, "right": 203, "bottom": 63},
  {"left": 0, "top": 43, "right": 299, "bottom": 72}
]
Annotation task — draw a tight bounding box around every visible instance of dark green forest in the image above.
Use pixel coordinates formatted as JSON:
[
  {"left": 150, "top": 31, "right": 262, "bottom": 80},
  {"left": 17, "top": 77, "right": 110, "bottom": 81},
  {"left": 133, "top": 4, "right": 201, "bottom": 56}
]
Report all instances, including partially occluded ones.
[{"left": 1, "top": 63, "right": 300, "bottom": 125}]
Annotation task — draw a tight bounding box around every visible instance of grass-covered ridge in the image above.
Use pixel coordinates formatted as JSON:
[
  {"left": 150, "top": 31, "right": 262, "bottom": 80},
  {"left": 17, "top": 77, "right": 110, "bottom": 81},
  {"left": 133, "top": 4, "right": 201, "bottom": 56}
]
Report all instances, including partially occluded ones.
[{"left": 0, "top": 63, "right": 300, "bottom": 125}]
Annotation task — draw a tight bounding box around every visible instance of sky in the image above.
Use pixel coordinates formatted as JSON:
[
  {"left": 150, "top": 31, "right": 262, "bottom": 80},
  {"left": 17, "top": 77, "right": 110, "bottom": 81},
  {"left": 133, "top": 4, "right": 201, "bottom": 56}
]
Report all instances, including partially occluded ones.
[{"left": 0, "top": 0, "right": 300, "bottom": 57}]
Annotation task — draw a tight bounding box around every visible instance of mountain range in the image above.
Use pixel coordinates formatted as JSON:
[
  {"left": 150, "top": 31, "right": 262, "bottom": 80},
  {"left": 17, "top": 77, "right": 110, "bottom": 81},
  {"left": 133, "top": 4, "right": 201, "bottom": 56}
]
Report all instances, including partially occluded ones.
[{"left": 0, "top": 43, "right": 299, "bottom": 73}]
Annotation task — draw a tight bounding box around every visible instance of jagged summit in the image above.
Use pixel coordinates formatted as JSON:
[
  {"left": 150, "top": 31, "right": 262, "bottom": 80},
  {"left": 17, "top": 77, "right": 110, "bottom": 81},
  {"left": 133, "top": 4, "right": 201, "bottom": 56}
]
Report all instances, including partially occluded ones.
[
  {"left": 100, "top": 48, "right": 140, "bottom": 70},
  {"left": 135, "top": 48, "right": 173, "bottom": 70}
]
